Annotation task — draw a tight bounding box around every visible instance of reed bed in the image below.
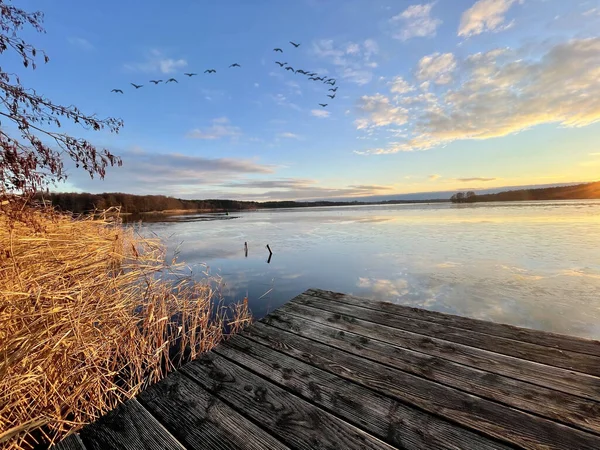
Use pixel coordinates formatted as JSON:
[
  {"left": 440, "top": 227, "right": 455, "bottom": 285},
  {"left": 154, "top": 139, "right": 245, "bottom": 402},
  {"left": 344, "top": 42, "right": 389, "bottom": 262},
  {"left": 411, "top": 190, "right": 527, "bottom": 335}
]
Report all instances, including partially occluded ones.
[{"left": 0, "top": 206, "right": 252, "bottom": 449}]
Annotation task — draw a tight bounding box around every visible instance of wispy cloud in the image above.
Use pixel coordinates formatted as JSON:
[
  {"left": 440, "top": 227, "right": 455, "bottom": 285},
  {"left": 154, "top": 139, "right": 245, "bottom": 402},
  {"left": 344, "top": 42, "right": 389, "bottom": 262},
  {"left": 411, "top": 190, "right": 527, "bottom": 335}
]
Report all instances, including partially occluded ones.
[
  {"left": 285, "top": 80, "right": 302, "bottom": 95},
  {"left": 389, "top": 76, "right": 415, "bottom": 94},
  {"left": 583, "top": 8, "right": 600, "bottom": 17},
  {"left": 186, "top": 117, "right": 241, "bottom": 140},
  {"left": 348, "top": 184, "right": 393, "bottom": 190},
  {"left": 221, "top": 179, "right": 313, "bottom": 189},
  {"left": 458, "top": 0, "right": 521, "bottom": 37},
  {"left": 311, "top": 109, "right": 331, "bottom": 118},
  {"left": 360, "top": 37, "right": 600, "bottom": 155},
  {"left": 312, "top": 38, "right": 379, "bottom": 85},
  {"left": 354, "top": 94, "right": 408, "bottom": 130},
  {"left": 456, "top": 177, "right": 497, "bottom": 182},
  {"left": 124, "top": 49, "right": 187, "bottom": 74},
  {"left": 219, "top": 179, "right": 393, "bottom": 200},
  {"left": 278, "top": 132, "right": 301, "bottom": 139},
  {"left": 271, "top": 93, "right": 302, "bottom": 111},
  {"left": 429, "top": 174, "right": 441, "bottom": 180},
  {"left": 416, "top": 52, "right": 456, "bottom": 84},
  {"left": 66, "top": 149, "right": 274, "bottom": 196},
  {"left": 341, "top": 68, "right": 374, "bottom": 85},
  {"left": 390, "top": 3, "right": 442, "bottom": 41},
  {"left": 68, "top": 37, "right": 94, "bottom": 51}
]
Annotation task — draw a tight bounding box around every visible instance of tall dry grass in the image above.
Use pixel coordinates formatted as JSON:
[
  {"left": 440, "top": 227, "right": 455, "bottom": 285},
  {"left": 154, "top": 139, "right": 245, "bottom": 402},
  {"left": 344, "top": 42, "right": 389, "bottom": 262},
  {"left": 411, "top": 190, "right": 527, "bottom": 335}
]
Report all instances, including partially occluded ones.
[{"left": 0, "top": 205, "right": 252, "bottom": 449}]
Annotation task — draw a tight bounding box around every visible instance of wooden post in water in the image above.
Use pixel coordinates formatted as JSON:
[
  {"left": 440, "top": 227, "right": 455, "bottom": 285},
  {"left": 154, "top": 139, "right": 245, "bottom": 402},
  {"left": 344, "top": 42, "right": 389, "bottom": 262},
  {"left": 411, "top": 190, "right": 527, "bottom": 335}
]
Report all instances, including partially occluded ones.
[
  {"left": 266, "top": 244, "right": 273, "bottom": 264},
  {"left": 244, "top": 242, "right": 248, "bottom": 258}
]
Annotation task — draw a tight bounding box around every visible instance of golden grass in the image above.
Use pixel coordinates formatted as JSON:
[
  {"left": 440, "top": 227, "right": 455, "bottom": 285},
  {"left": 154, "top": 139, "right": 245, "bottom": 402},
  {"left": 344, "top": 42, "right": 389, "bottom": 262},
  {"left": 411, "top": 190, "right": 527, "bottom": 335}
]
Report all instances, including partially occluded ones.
[{"left": 0, "top": 206, "right": 252, "bottom": 449}]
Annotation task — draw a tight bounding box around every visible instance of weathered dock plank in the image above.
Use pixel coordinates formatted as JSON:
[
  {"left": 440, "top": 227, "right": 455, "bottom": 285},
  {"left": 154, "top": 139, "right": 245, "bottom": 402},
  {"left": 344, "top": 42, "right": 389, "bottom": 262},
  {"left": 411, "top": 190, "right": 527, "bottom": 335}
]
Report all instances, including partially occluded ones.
[
  {"left": 137, "top": 370, "right": 290, "bottom": 450},
  {"left": 214, "top": 334, "right": 511, "bottom": 450},
  {"left": 180, "top": 351, "right": 396, "bottom": 450},
  {"left": 278, "top": 298, "right": 600, "bottom": 401},
  {"left": 248, "top": 320, "right": 600, "bottom": 449},
  {"left": 78, "top": 399, "right": 184, "bottom": 450},
  {"left": 291, "top": 293, "right": 600, "bottom": 376},
  {"left": 53, "top": 434, "right": 86, "bottom": 450},
  {"left": 57, "top": 288, "right": 600, "bottom": 450},
  {"left": 307, "top": 288, "right": 600, "bottom": 356},
  {"left": 267, "top": 307, "right": 600, "bottom": 434}
]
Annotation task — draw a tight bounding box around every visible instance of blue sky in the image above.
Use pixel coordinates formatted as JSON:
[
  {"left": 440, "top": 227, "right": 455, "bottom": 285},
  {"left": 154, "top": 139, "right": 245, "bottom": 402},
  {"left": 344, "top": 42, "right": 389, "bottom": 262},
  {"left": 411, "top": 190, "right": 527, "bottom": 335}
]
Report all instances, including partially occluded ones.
[{"left": 13, "top": 0, "right": 600, "bottom": 200}]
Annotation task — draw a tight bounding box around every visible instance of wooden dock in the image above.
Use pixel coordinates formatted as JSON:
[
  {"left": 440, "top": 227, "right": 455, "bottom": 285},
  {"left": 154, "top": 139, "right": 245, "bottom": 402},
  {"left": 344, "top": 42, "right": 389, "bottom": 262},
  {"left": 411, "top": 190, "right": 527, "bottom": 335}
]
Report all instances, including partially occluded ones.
[{"left": 56, "top": 288, "right": 600, "bottom": 450}]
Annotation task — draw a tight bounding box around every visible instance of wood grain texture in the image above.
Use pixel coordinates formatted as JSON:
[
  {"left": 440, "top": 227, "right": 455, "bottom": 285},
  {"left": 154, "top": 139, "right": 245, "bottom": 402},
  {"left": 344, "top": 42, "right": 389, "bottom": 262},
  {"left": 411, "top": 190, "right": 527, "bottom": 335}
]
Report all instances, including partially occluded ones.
[
  {"left": 290, "top": 293, "right": 600, "bottom": 376},
  {"left": 214, "top": 334, "right": 512, "bottom": 450},
  {"left": 307, "top": 288, "right": 600, "bottom": 356},
  {"left": 78, "top": 399, "right": 184, "bottom": 450},
  {"left": 137, "top": 370, "right": 290, "bottom": 450},
  {"left": 246, "top": 320, "right": 600, "bottom": 450},
  {"left": 52, "top": 434, "right": 86, "bottom": 450},
  {"left": 180, "top": 351, "right": 396, "bottom": 450},
  {"left": 279, "top": 299, "right": 600, "bottom": 402},
  {"left": 71, "top": 289, "right": 600, "bottom": 450},
  {"left": 269, "top": 307, "right": 600, "bottom": 435}
]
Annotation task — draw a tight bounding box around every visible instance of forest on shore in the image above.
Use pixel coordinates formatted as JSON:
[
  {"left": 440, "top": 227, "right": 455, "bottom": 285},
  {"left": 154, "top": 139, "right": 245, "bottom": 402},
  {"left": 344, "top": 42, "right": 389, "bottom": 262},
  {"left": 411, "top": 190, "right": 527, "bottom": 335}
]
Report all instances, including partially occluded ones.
[
  {"left": 40, "top": 181, "right": 600, "bottom": 214},
  {"left": 38, "top": 192, "right": 443, "bottom": 214},
  {"left": 451, "top": 181, "right": 600, "bottom": 203}
]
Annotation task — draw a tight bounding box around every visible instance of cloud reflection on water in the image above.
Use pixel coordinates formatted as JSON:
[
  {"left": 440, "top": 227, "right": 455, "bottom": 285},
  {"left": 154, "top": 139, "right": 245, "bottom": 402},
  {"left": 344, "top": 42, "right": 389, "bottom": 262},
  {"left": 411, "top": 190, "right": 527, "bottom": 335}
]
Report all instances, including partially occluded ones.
[{"left": 144, "top": 201, "right": 600, "bottom": 339}]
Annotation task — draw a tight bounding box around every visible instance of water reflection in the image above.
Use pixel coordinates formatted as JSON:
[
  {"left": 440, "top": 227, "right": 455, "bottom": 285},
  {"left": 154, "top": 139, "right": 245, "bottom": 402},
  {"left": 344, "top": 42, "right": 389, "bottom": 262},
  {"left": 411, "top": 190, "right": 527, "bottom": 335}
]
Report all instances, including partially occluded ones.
[{"left": 143, "top": 200, "right": 600, "bottom": 339}]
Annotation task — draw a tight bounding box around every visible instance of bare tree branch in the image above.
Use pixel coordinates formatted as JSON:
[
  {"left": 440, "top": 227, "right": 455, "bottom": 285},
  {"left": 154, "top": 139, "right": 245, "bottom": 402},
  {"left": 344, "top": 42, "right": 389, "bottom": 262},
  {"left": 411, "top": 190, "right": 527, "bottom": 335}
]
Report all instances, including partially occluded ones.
[{"left": 0, "top": 0, "right": 123, "bottom": 200}]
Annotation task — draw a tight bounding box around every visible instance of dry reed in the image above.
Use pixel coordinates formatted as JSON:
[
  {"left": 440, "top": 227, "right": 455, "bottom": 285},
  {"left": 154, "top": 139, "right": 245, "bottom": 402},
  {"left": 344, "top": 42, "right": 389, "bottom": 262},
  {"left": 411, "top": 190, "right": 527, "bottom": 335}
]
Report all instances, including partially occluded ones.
[{"left": 0, "top": 205, "right": 252, "bottom": 449}]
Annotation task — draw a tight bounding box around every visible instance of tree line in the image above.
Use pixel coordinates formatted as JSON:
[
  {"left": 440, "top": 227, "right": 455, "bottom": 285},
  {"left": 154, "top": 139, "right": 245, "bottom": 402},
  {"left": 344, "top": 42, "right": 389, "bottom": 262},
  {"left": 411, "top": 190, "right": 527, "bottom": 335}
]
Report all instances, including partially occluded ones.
[
  {"left": 449, "top": 181, "right": 600, "bottom": 203},
  {"left": 39, "top": 193, "right": 374, "bottom": 214},
  {"left": 450, "top": 191, "right": 477, "bottom": 203},
  {"left": 37, "top": 192, "right": 448, "bottom": 214},
  {"left": 38, "top": 192, "right": 260, "bottom": 214}
]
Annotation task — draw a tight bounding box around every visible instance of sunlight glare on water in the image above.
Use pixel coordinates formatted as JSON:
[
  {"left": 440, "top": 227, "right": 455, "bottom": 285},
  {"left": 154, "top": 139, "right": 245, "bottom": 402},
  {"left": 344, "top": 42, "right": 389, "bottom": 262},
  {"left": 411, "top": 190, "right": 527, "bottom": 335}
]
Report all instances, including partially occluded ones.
[{"left": 143, "top": 200, "right": 600, "bottom": 339}]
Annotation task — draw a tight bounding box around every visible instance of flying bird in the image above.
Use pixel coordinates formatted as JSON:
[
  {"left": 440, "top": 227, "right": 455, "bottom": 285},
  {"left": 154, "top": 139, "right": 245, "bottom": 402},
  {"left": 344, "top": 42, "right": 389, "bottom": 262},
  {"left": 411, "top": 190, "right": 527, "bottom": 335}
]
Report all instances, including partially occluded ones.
[
  {"left": 149, "top": 80, "right": 163, "bottom": 84},
  {"left": 327, "top": 94, "right": 336, "bottom": 99},
  {"left": 319, "top": 103, "right": 328, "bottom": 107},
  {"left": 130, "top": 83, "right": 143, "bottom": 89},
  {"left": 166, "top": 78, "right": 178, "bottom": 83},
  {"left": 329, "top": 87, "right": 338, "bottom": 92},
  {"left": 326, "top": 80, "right": 336, "bottom": 86},
  {"left": 309, "top": 77, "right": 318, "bottom": 80},
  {"left": 184, "top": 73, "right": 198, "bottom": 77},
  {"left": 289, "top": 41, "right": 300, "bottom": 47},
  {"left": 273, "top": 48, "right": 283, "bottom": 52},
  {"left": 204, "top": 69, "right": 216, "bottom": 73},
  {"left": 296, "top": 69, "right": 306, "bottom": 74},
  {"left": 111, "top": 89, "right": 123, "bottom": 94},
  {"left": 229, "top": 63, "right": 241, "bottom": 68},
  {"left": 285, "top": 66, "right": 294, "bottom": 71},
  {"left": 275, "top": 61, "right": 287, "bottom": 67}
]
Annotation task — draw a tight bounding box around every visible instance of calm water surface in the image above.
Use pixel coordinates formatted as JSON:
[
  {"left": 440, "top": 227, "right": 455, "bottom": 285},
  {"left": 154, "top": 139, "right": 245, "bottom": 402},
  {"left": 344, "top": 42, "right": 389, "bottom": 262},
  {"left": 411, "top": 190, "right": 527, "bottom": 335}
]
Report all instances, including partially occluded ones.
[{"left": 142, "top": 201, "right": 600, "bottom": 339}]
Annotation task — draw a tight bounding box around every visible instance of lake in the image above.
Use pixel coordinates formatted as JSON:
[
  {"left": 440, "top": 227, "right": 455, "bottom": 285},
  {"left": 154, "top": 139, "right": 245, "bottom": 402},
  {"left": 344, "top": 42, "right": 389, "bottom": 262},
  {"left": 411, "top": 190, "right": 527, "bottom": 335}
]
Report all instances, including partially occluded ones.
[{"left": 142, "top": 200, "right": 600, "bottom": 340}]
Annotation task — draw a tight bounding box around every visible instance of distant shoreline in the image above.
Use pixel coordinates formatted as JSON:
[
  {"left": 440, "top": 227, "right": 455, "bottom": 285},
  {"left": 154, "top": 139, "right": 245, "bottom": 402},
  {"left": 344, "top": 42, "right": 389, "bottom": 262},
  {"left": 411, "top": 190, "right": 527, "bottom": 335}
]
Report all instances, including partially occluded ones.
[
  {"left": 40, "top": 181, "right": 600, "bottom": 215},
  {"left": 449, "top": 181, "right": 600, "bottom": 204}
]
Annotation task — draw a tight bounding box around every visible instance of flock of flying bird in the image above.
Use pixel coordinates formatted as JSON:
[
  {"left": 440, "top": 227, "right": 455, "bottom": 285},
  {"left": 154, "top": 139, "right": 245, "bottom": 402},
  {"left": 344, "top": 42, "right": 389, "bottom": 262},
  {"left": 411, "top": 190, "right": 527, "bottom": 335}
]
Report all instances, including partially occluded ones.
[{"left": 111, "top": 41, "right": 338, "bottom": 109}]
